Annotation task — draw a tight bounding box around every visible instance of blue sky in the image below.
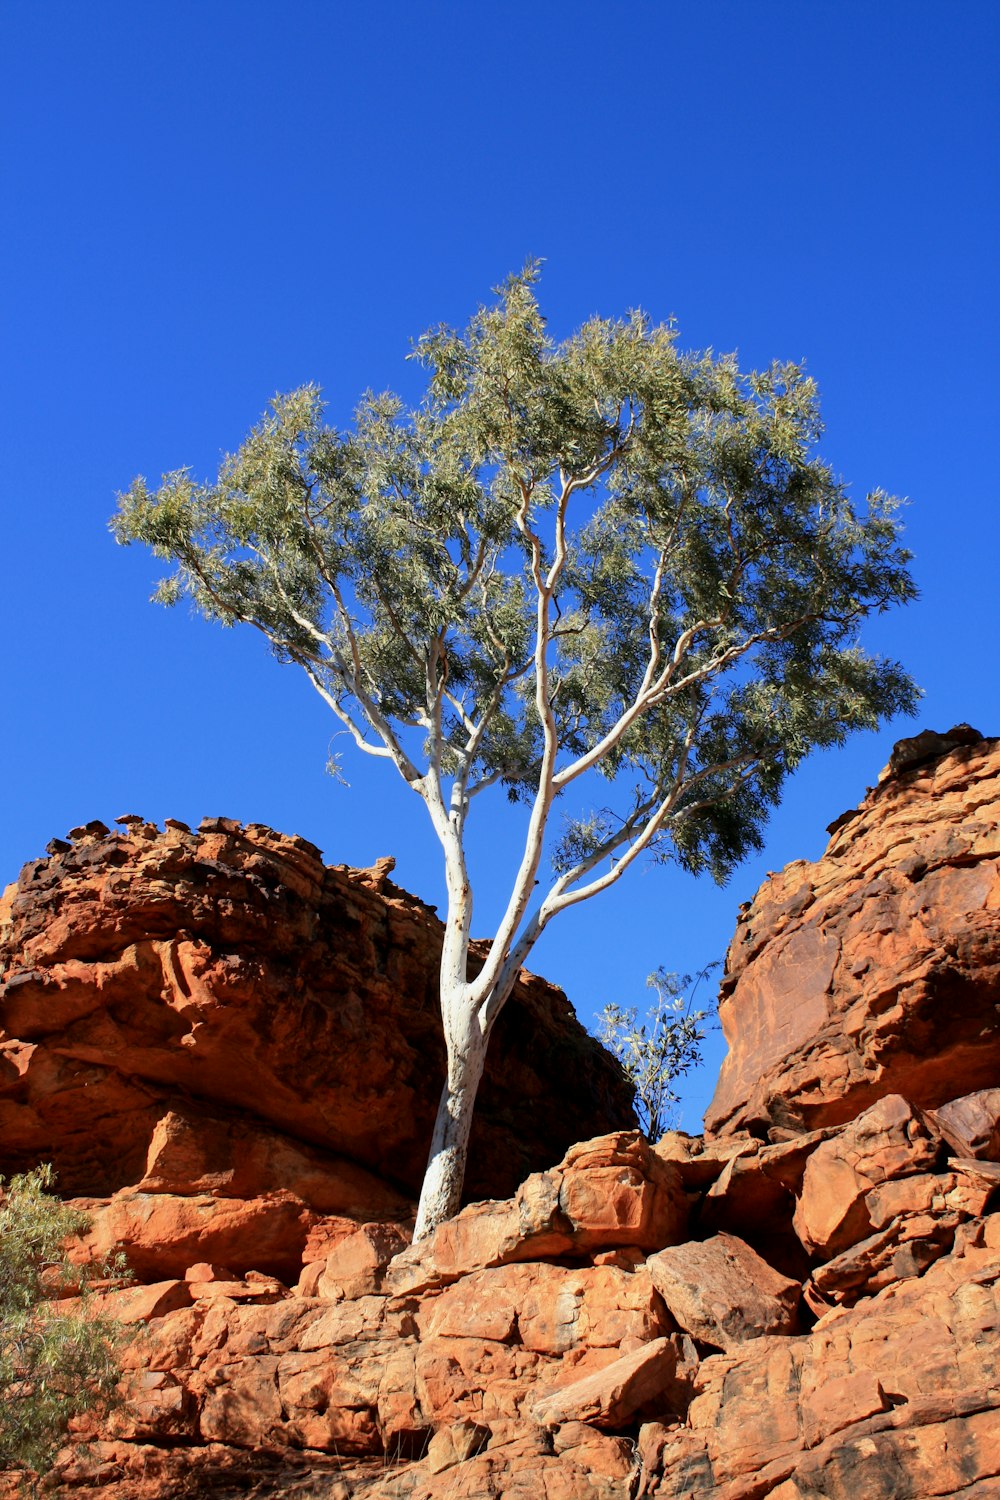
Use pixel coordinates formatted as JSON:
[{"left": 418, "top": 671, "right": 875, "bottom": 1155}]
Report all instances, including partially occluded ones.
[{"left": 2, "top": 3, "right": 997, "bottom": 1130}]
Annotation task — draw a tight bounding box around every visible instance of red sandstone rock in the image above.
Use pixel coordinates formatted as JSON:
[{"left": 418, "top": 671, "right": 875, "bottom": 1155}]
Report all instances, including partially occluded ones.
[
  {"left": 139, "top": 1106, "right": 411, "bottom": 1220},
  {"left": 654, "top": 1130, "right": 760, "bottom": 1190},
  {"left": 6, "top": 737, "right": 1000, "bottom": 1500},
  {"left": 559, "top": 1133, "right": 687, "bottom": 1250},
  {"left": 315, "top": 1221, "right": 411, "bottom": 1301},
  {"left": 529, "top": 1336, "right": 677, "bottom": 1429},
  {"left": 183, "top": 1261, "right": 235, "bottom": 1281},
  {"left": 14, "top": 1126, "right": 1000, "bottom": 1500},
  {"left": 409, "top": 1427, "right": 632, "bottom": 1500},
  {"left": 929, "top": 1086, "right": 1000, "bottom": 1160},
  {"left": 72, "top": 1187, "right": 319, "bottom": 1282},
  {"left": 418, "top": 1260, "right": 669, "bottom": 1355},
  {"left": 866, "top": 1167, "right": 994, "bottom": 1230},
  {"left": 424, "top": 1418, "right": 490, "bottom": 1473},
  {"left": 186, "top": 1276, "right": 287, "bottom": 1303},
  {"left": 694, "top": 1128, "right": 835, "bottom": 1280},
  {"left": 640, "top": 1230, "right": 1000, "bottom": 1499},
  {"left": 706, "top": 731, "right": 1000, "bottom": 1137},
  {"left": 793, "top": 1094, "right": 941, "bottom": 1258},
  {"left": 97, "top": 1279, "right": 192, "bottom": 1323},
  {"left": 801, "top": 1163, "right": 998, "bottom": 1312},
  {"left": 0, "top": 818, "right": 633, "bottom": 1207},
  {"left": 386, "top": 1132, "right": 688, "bottom": 1295},
  {"left": 647, "top": 1233, "right": 801, "bottom": 1349}
]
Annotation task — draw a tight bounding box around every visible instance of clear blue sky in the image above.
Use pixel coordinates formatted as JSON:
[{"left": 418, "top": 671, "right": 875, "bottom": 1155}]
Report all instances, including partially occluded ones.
[{"left": 2, "top": 3, "right": 997, "bottom": 1129}]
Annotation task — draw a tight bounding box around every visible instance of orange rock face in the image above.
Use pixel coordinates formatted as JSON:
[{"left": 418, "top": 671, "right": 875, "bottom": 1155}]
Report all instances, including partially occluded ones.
[
  {"left": 792, "top": 1093, "right": 941, "bottom": 1259},
  {"left": 647, "top": 1233, "right": 801, "bottom": 1349},
  {"left": 0, "top": 817, "right": 634, "bottom": 1243},
  {"left": 706, "top": 729, "right": 1000, "bottom": 1137}
]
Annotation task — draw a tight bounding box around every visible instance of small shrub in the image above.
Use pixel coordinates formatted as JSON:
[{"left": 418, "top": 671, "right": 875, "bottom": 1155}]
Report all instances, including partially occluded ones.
[
  {"left": 0, "top": 1164, "right": 132, "bottom": 1481},
  {"left": 598, "top": 965, "right": 719, "bottom": 1140}
]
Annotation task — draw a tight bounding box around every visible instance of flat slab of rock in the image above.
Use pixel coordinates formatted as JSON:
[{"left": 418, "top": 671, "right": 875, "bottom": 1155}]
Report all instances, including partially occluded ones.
[
  {"left": 529, "top": 1336, "right": 677, "bottom": 1429},
  {"left": 647, "top": 1232, "right": 800, "bottom": 1349}
]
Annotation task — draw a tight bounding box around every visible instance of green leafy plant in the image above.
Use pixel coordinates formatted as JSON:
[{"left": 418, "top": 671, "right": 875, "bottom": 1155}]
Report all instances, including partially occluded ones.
[
  {"left": 0, "top": 1166, "right": 131, "bottom": 1481},
  {"left": 113, "top": 265, "right": 917, "bottom": 1236},
  {"left": 598, "top": 966, "right": 718, "bottom": 1140}
]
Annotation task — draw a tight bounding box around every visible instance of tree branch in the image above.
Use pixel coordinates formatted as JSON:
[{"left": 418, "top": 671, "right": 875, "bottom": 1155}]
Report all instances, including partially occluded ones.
[{"left": 300, "top": 665, "right": 395, "bottom": 759}]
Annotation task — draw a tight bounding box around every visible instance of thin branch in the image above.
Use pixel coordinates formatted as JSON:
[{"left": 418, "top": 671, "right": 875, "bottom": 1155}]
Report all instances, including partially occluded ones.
[
  {"left": 547, "top": 752, "right": 764, "bottom": 919},
  {"left": 248, "top": 541, "right": 426, "bottom": 786},
  {"left": 300, "top": 664, "right": 395, "bottom": 759},
  {"left": 481, "top": 735, "right": 765, "bottom": 1031}
]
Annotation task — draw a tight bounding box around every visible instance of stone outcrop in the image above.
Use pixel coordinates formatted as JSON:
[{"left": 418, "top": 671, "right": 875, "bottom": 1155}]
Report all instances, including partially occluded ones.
[
  {"left": 706, "top": 727, "right": 1000, "bottom": 1137},
  {"left": 0, "top": 815, "right": 635, "bottom": 1247},
  {"left": 23, "top": 1093, "right": 1000, "bottom": 1500},
  {"left": 2, "top": 728, "right": 999, "bottom": 1498}
]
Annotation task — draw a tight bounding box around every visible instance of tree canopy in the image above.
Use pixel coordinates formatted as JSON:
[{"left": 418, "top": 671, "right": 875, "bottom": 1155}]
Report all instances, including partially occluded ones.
[{"left": 113, "top": 266, "right": 918, "bottom": 1233}]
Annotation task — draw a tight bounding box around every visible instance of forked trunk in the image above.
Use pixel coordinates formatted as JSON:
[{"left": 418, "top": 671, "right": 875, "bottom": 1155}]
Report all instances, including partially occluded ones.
[{"left": 413, "top": 1014, "right": 488, "bottom": 1240}]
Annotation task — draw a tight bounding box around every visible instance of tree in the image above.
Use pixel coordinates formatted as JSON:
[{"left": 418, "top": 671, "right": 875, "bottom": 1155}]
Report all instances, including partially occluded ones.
[
  {"left": 598, "top": 966, "right": 717, "bottom": 1141},
  {"left": 112, "top": 266, "right": 917, "bottom": 1238},
  {"left": 0, "top": 1166, "right": 130, "bottom": 1480}
]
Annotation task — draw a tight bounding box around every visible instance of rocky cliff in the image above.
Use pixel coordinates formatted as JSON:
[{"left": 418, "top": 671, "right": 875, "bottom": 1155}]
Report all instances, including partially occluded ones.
[
  {"left": 1, "top": 731, "right": 999, "bottom": 1499},
  {"left": 706, "top": 725, "right": 1000, "bottom": 1137}
]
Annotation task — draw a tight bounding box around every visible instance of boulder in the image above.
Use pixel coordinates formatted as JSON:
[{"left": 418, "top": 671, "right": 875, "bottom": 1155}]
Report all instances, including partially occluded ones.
[
  {"left": 929, "top": 1087, "right": 1000, "bottom": 1160},
  {"left": 647, "top": 1233, "right": 801, "bottom": 1349},
  {"left": 315, "top": 1221, "right": 411, "bottom": 1301},
  {"left": 424, "top": 1419, "right": 490, "bottom": 1473},
  {"left": 792, "top": 1094, "right": 941, "bottom": 1259},
  {"left": 386, "top": 1132, "right": 688, "bottom": 1294},
  {"left": 529, "top": 1337, "right": 678, "bottom": 1430}
]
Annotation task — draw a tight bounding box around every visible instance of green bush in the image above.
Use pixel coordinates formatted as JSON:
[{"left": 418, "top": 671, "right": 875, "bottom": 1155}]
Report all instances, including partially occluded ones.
[
  {"left": 598, "top": 966, "right": 718, "bottom": 1140},
  {"left": 0, "top": 1165, "right": 131, "bottom": 1480}
]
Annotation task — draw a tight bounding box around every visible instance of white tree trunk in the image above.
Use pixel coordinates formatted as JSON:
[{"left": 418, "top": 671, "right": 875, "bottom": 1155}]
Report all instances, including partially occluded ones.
[
  {"left": 413, "top": 1004, "right": 488, "bottom": 1240},
  {"left": 411, "top": 815, "right": 529, "bottom": 1241}
]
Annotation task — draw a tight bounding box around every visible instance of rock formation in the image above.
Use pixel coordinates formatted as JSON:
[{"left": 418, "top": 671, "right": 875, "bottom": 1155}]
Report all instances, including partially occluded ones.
[
  {"left": 0, "top": 814, "right": 635, "bottom": 1243},
  {"left": 1, "top": 730, "right": 998, "bottom": 1498},
  {"left": 706, "top": 726, "right": 1000, "bottom": 1137}
]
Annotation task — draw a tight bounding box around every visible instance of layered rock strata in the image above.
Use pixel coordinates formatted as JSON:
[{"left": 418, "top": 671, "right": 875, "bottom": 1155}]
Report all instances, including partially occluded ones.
[{"left": 0, "top": 815, "right": 635, "bottom": 1243}]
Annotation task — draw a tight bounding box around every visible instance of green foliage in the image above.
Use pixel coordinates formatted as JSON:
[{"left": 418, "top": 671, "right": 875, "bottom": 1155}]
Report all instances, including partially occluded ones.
[
  {"left": 112, "top": 265, "right": 918, "bottom": 897},
  {"left": 598, "top": 966, "right": 718, "bottom": 1140},
  {"left": 0, "top": 1166, "right": 131, "bottom": 1480}
]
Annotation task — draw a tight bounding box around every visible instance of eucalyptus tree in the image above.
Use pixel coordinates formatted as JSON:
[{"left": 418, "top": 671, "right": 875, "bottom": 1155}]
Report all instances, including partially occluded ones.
[{"left": 113, "top": 267, "right": 917, "bottom": 1238}]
